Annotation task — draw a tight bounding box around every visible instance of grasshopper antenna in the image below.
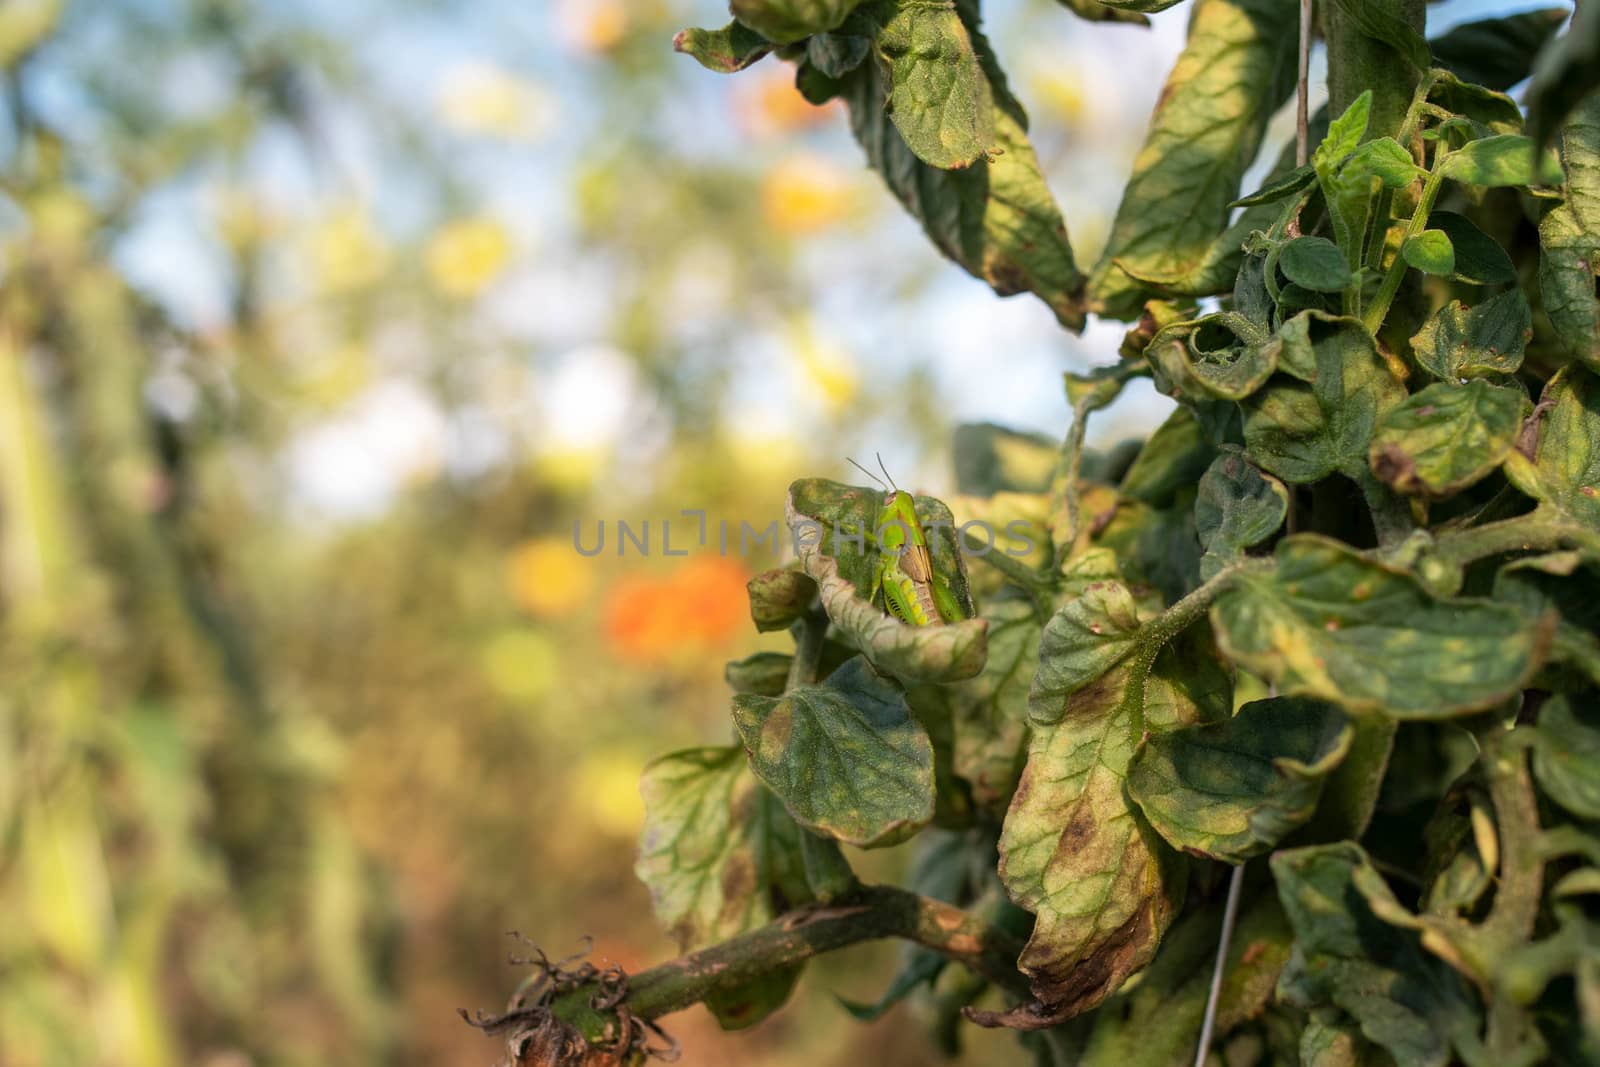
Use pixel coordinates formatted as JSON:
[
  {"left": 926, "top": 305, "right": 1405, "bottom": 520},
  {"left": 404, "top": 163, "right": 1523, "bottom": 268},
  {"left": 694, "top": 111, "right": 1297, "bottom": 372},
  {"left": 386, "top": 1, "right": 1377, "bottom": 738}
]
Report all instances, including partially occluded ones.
[
  {"left": 874, "top": 452, "right": 900, "bottom": 493},
  {"left": 847, "top": 456, "right": 889, "bottom": 491}
]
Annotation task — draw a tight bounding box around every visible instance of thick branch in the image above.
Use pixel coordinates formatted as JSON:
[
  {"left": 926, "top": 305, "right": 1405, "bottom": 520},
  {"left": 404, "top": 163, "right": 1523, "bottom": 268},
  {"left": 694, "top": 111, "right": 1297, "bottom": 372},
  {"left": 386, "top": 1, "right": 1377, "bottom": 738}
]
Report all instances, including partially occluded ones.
[
  {"left": 548, "top": 885, "right": 1030, "bottom": 1043},
  {"left": 1431, "top": 506, "right": 1600, "bottom": 572}
]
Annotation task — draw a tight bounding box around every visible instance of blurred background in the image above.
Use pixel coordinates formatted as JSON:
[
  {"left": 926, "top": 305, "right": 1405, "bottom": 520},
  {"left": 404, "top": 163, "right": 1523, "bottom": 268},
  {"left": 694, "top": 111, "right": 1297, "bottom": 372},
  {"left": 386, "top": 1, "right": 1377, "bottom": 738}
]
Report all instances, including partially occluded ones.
[{"left": 0, "top": 0, "right": 1496, "bottom": 1063}]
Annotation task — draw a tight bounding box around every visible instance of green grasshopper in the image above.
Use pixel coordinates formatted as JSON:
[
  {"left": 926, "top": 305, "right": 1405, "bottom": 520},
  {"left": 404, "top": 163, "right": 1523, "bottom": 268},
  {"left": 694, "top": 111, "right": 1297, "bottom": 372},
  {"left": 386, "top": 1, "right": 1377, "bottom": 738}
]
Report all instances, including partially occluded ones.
[{"left": 848, "top": 455, "right": 966, "bottom": 627}]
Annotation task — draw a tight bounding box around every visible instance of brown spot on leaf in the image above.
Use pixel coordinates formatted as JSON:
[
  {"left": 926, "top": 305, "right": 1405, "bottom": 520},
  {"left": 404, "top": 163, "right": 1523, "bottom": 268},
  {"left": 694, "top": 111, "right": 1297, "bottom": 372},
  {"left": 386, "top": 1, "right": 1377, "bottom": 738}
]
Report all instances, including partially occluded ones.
[
  {"left": 1371, "top": 442, "right": 1419, "bottom": 494},
  {"left": 1240, "top": 940, "right": 1267, "bottom": 966}
]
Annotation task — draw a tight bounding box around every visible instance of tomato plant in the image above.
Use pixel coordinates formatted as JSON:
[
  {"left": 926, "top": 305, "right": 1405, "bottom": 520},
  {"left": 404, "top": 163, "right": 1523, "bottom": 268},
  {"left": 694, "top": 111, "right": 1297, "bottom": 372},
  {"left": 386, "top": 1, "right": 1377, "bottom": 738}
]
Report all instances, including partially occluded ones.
[{"left": 474, "top": 1, "right": 1600, "bottom": 1064}]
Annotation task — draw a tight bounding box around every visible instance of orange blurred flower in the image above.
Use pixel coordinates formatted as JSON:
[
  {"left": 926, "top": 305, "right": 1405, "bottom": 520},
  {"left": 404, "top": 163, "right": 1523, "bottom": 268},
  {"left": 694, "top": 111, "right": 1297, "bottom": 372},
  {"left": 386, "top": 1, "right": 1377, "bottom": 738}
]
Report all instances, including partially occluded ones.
[
  {"left": 602, "top": 556, "right": 750, "bottom": 664},
  {"left": 735, "top": 67, "right": 837, "bottom": 138}
]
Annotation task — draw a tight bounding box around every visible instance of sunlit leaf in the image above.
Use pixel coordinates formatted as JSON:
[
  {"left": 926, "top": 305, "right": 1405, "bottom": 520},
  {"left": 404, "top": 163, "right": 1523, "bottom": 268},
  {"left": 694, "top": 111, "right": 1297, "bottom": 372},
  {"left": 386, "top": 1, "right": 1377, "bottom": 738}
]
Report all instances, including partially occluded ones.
[
  {"left": 1400, "top": 230, "right": 1455, "bottom": 276},
  {"left": 1128, "top": 696, "right": 1351, "bottom": 863},
  {"left": 1026, "top": 581, "right": 1149, "bottom": 724},
  {"left": 878, "top": 0, "right": 996, "bottom": 168},
  {"left": 838, "top": 4, "right": 1087, "bottom": 328},
  {"left": 992, "top": 637, "right": 1228, "bottom": 1025},
  {"left": 672, "top": 21, "right": 773, "bottom": 73},
  {"left": 1052, "top": 0, "right": 1151, "bottom": 26},
  {"left": 730, "top": 0, "right": 863, "bottom": 44},
  {"left": 1087, "top": 0, "right": 1298, "bottom": 318},
  {"left": 1440, "top": 134, "right": 1561, "bottom": 187},
  {"left": 1212, "top": 535, "right": 1546, "bottom": 718},
  {"left": 732, "top": 656, "right": 935, "bottom": 848},
  {"left": 1368, "top": 380, "right": 1525, "bottom": 498}
]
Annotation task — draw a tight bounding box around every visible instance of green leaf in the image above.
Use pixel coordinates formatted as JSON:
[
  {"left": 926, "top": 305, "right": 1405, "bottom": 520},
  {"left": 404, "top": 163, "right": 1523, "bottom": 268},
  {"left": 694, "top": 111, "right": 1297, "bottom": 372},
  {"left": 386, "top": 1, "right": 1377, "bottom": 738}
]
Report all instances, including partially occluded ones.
[
  {"left": 1563, "top": 95, "right": 1600, "bottom": 235},
  {"left": 1352, "top": 136, "right": 1424, "bottom": 187},
  {"left": 1539, "top": 98, "right": 1600, "bottom": 367},
  {"left": 1328, "top": 0, "right": 1432, "bottom": 73},
  {"left": 1428, "top": 210, "right": 1515, "bottom": 285},
  {"left": 1128, "top": 696, "right": 1352, "bottom": 863},
  {"left": 732, "top": 656, "right": 935, "bottom": 848},
  {"left": 1195, "top": 448, "right": 1289, "bottom": 581},
  {"left": 746, "top": 568, "right": 818, "bottom": 632},
  {"left": 877, "top": 0, "right": 996, "bottom": 169},
  {"left": 726, "top": 651, "right": 794, "bottom": 696},
  {"left": 949, "top": 597, "right": 1038, "bottom": 815},
  {"left": 1410, "top": 289, "right": 1530, "bottom": 380},
  {"left": 635, "top": 746, "right": 810, "bottom": 948},
  {"left": 1505, "top": 367, "right": 1600, "bottom": 529},
  {"left": 1212, "top": 534, "right": 1546, "bottom": 718},
  {"left": 1525, "top": 0, "right": 1600, "bottom": 149},
  {"left": 1532, "top": 694, "right": 1600, "bottom": 819},
  {"left": 1440, "top": 134, "right": 1561, "bottom": 187},
  {"left": 672, "top": 21, "right": 774, "bottom": 72},
  {"left": 1026, "top": 580, "right": 1148, "bottom": 724},
  {"left": 1400, "top": 230, "right": 1455, "bottom": 276},
  {"left": 1537, "top": 202, "right": 1600, "bottom": 367},
  {"left": 1117, "top": 405, "right": 1218, "bottom": 508},
  {"left": 729, "top": 0, "right": 863, "bottom": 44},
  {"left": 1281, "top": 236, "right": 1355, "bottom": 293},
  {"left": 1368, "top": 380, "right": 1525, "bottom": 499},
  {"left": 995, "top": 639, "right": 1226, "bottom": 1024},
  {"left": 806, "top": 30, "right": 871, "bottom": 78},
  {"left": 1231, "top": 162, "right": 1316, "bottom": 208},
  {"left": 1273, "top": 843, "right": 1483, "bottom": 1067},
  {"left": 1316, "top": 90, "right": 1373, "bottom": 173},
  {"left": 788, "top": 478, "right": 986, "bottom": 683},
  {"left": 1052, "top": 0, "right": 1152, "bottom": 26},
  {"left": 1240, "top": 311, "right": 1406, "bottom": 484},
  {"left": 1087, "top": 0, "right": 1298, "bottom": 318},
  {"left": 1494, "top": 551, "right": 1600, "bottom": 687},
  {"left": 1148, "top": 315, "right": 1280, "bottom": 402},
  {"left": 952, "top": 423, "right": 1058, "bottom": 494},
  {"left": 839, "top": 5, "right": 1087, "bottom": 329},
  {"left": 1428, "top": 8, "right": 1570, "bottom": 92}
]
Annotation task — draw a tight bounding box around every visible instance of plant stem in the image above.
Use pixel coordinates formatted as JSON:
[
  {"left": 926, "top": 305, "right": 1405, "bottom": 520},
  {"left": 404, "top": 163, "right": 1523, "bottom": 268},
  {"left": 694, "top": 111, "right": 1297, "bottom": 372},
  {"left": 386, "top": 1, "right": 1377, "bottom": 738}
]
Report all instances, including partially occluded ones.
[
  {"left": 786, "top": 605, "right": 829, "bottom": 689},
  {"left": 1362, "top": 157, "right": 1445, "bottom": 334},
  {"left": 544, "top": 885, "right": 1031, "bottom": 1043},
  {"left": 1431, "top": 506, "right": 1600, "bottom": 570},
  {"left": 1296, "top": 0, "right": 1311, "bottom": 167}
]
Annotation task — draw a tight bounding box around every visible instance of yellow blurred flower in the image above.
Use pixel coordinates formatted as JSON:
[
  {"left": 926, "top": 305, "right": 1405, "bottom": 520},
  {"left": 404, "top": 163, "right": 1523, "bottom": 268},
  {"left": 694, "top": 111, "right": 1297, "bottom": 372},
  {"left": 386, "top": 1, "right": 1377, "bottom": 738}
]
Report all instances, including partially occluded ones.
[
  {"left": 307, "top": 207, "right": 390, "bottom": 293},
  {"left": 425, "top": 217, "right": 513, "bottom": 299},
  {"left": 478, "top": 629, "right": 558, "bottom": 702},
  {"left": 761, "top": 154, "right": 854, "bottom": 237},
  {"left": 572, "top": 748, "right": 646, "bottom": 839},
  {"left": 555, "top": 0, "right": 627, "bottom": 55},
  {"left": 435, "top": 62, "right": 553, "bottom": 142},
  {"left": 1026, "top": 68, "right": 1089, "bottom": 126},
  {"left": 506, "top": 537, "right": 594, "bottom": 619},
  {"left": 786, "top": 320, "right": 859, "bottom": 410}
]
